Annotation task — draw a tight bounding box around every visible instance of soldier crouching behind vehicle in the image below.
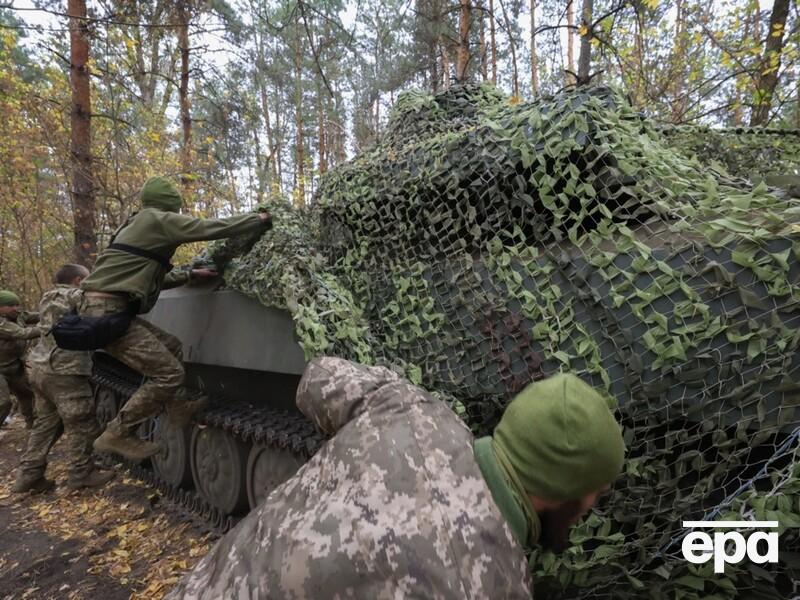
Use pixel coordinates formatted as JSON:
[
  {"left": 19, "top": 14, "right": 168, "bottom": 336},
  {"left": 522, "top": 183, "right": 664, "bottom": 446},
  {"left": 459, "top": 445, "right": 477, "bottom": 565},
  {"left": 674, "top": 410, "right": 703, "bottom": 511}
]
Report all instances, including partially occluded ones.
[
  {"left": 167, "top": 356, "right": 626, "bottom": 600},
  {"left": 80, "top": 176, "right": 272, "bottom": 462},
  {"left": 0, "top": 290, "right": 40, "bottom": 430},
  {"left": 13, "top": 264, "right": 114, "bottom": 494}
]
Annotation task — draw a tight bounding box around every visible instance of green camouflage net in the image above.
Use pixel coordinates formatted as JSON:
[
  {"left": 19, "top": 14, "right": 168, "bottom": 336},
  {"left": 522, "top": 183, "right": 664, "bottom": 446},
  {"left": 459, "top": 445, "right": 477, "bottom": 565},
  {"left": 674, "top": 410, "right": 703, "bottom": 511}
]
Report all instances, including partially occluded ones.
[
  {"left": 661, "top": 125, "right": 800, "bottom": 196},
  {"left": 211, "top": 84, "right": 800, "bottom": 599}
]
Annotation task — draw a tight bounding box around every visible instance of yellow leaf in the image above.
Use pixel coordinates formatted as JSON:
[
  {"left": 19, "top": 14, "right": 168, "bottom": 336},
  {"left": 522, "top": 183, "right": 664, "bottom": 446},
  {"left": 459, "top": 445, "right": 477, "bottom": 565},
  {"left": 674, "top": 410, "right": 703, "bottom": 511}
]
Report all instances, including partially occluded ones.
[{"left": 578, "top": 24, "right": 589, "bottom": 37}]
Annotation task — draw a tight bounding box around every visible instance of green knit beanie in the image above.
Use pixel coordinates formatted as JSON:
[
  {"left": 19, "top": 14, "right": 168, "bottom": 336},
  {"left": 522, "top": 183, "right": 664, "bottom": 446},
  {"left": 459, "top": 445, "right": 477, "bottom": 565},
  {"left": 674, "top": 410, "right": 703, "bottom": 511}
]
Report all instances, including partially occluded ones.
[
  {"left": 493, "top": 373, "right": 625, "bottom": 501},
  {"left": 0, "top": 290, "right": 21, "bottom": 307},
  {"left": 140, "top": 176, "right": 183, "bottom": 212}
]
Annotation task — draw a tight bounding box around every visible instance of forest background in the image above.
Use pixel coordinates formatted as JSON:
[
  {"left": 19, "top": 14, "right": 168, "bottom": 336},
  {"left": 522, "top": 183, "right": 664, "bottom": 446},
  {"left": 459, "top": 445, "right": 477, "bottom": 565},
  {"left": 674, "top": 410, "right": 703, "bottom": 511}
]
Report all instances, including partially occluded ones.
[{"left": 0, "top": 0, "right": 797, "bottom": 303}]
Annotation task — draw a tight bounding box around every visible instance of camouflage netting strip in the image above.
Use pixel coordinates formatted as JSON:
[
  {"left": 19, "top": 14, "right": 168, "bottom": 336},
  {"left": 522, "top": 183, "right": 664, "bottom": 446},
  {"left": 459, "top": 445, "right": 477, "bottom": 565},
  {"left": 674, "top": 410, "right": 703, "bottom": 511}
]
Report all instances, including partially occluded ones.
[
  {"left": 660, "top": 124, "right": 800, "bottom": 194},
  {"left": 209, "top": 84, "right": 800, "bottom": 599}
]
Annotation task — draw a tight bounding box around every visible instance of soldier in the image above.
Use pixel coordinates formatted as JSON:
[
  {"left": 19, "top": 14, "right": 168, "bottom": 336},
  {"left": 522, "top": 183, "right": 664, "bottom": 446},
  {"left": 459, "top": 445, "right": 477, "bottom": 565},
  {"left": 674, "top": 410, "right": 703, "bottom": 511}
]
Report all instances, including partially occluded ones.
[
  {"left": 81, "top": 176, "right": 272, "bottom": 461},
  {"left": 0, "top": 290, "right": 40, "bottom": 429},
  {"left": 168, "top": 357, "right": 625, "bottom": 600},
  {"left": 12, "top": 264, "right": 115, "bottom": 494}
]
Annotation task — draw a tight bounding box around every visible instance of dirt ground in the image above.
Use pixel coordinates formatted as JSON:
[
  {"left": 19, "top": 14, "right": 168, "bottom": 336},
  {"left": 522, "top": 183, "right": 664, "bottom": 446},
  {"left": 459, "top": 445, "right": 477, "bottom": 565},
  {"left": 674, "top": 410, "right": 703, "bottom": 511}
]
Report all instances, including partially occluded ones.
[{"left": 0, "top": 416, "right": 217, "bottom": 600}]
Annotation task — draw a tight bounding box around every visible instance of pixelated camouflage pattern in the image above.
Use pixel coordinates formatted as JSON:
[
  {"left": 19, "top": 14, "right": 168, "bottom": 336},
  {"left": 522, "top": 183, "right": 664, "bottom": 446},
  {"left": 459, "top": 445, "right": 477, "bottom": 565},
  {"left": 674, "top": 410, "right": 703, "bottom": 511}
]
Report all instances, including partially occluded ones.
[
  {"left": 169, "top": 356, "right": 532, "bottom": 600},
  {"left": 0, "top": 313, "right": 41, "bottom": 369},
  {"left": 19, "top": 366, "right": 100, "bottom": 479},
  {"left": 28, "top": 285, "right": 92, "bottom": 376},
  {"left": 0, "top": 362, "right": 34, "bottom": 425},
  {"left": 80, "top": 294, "right": 184, "bottom": 429}
]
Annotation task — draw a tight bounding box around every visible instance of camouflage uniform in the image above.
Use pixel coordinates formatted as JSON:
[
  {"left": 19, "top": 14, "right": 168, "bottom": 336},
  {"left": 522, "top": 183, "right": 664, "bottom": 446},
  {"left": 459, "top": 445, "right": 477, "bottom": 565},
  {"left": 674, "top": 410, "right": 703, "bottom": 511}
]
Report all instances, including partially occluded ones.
[
  {"left": 80, "top": 293, "right": 185, "bottom": 428},
  {"left": 168, "top": 357, "right": 532, "bottom": 600},
  {"left": 18, "top": 285, "right": 100, "bottom": 482},
  {"left": 0, "top": 314, "right": 41, "bottom": 426}
]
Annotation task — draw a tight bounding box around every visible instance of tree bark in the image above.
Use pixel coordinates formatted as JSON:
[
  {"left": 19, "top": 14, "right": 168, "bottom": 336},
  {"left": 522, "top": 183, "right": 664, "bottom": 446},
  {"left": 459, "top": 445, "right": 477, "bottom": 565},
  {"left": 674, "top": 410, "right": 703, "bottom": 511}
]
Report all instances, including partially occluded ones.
[
  {"left": 489, "top": 0, "right": 497, "bottom": 84},
  {"left": 479, "top": 1, "right": 487, "bottom": 81},
  {"left": 669, "top": 0, "right": 687, "bottom": 121},
  {"left": 441, "top": 34, "right": 451, "bottom": 89},
  {"left": 177, "top": 0, "right": 192, "bottom": 196},
  {"left": 576, "top": 0, "right": 593, "bottom": 85},
  {"left": 566, "top": 0, "right": 575, "bottom": 84},
  {"left": 68, "top": 0, "right": 96, "bottom": 266},
  {"left": 530, "top": 0, "right": 539, "bottom": 94},
  {"left": 750, "top": 0, "right": 790, "bottom": 126},
  {"left": 455, "top": 0, "right": 471, "bottom": 83},
  {"left": 498, "top": 0, "right": 518, "bottom": 97},
  {"left": 294, "top": 19, "right": 305, "bottom": 207}
]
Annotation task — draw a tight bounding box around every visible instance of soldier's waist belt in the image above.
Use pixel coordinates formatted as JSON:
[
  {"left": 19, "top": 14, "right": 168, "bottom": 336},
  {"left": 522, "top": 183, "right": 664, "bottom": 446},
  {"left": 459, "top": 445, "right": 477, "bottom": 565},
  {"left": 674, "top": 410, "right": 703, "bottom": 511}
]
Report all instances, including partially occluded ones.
[{"left": 84, "top": 291, "right": 128, "bottom": 300}]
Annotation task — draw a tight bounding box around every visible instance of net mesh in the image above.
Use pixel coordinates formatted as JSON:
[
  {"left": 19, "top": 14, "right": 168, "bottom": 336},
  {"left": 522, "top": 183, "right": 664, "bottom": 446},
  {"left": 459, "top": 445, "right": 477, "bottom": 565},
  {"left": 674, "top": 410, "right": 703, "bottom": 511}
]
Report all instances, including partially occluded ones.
[{"left": 208, "top": 84, "right": 800, "bottom": 599}]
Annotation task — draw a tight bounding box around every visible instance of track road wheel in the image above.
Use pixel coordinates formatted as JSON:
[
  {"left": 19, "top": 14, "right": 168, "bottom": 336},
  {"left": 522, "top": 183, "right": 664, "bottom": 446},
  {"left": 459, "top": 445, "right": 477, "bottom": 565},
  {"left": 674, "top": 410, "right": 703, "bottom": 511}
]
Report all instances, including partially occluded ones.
[
  {"left": 150, "top": 416, "right": 193, "bottom": 487},
  {"left": 246, "top": 444, "right": 304, "bottom": 509},
  {"left": 94, "top": 386, "right": 119, "bottom": 430},
  {"left": 190, "top": 425, "right": 249, "bottom": 515}
]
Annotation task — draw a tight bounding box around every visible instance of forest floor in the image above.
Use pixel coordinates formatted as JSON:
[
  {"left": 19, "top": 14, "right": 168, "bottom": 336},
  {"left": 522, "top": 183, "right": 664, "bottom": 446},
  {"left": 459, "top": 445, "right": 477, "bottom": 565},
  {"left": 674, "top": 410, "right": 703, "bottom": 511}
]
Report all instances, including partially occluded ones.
[{"left": 0, "top": 416, "right": 216, "bottom": 600}]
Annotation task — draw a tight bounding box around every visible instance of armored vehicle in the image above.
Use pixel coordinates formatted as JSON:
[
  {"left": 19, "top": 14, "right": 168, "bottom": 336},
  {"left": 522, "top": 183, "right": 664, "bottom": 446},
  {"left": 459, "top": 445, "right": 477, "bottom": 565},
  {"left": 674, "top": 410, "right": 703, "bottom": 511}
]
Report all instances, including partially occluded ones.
[{"left": 91, "top": 284, "right": 323, "bottom": 527}]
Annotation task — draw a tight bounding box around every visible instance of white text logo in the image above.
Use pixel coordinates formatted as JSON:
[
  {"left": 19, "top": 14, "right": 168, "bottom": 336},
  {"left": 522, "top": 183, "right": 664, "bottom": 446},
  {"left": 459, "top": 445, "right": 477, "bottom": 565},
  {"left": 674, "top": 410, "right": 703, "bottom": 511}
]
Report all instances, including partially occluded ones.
[{"left": 681, "top": 520, "right": 779, "bottom": 573}]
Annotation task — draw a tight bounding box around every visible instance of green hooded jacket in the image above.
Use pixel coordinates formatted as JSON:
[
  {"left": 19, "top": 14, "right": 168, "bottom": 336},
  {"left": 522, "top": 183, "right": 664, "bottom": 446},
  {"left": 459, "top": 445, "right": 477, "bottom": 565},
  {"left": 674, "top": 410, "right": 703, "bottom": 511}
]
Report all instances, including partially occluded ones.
[{"left": 82, "top": 177, "right": 267, "bottom": 313}]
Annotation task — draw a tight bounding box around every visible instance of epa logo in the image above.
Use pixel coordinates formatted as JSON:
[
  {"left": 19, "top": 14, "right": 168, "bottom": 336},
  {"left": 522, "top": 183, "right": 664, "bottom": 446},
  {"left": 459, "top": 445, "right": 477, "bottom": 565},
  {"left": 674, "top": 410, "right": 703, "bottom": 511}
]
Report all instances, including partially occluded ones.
[{"left": 681, "top": 520, "right": 779, "bottom": 574}]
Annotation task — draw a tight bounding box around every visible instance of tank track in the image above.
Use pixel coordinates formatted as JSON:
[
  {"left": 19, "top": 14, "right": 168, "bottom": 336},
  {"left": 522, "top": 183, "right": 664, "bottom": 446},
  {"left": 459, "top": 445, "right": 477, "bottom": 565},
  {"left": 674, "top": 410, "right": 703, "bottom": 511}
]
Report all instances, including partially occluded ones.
[{"left": 91, "top": 360, "right": 325, "bottom": 534}]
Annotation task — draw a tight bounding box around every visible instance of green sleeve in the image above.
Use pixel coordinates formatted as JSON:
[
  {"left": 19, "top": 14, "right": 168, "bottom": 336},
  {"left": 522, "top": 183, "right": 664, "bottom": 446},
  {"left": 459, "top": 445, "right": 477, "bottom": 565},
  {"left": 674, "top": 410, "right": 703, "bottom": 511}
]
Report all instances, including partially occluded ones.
[
  {"left": 160, "top": 212, "right": 266, "bottom": 244},
  {"left": 0, "top": 320, "right": 41, "bottom": 340},
  {"left": 163, "top": 269, "right": 191, "bottom": 290}
]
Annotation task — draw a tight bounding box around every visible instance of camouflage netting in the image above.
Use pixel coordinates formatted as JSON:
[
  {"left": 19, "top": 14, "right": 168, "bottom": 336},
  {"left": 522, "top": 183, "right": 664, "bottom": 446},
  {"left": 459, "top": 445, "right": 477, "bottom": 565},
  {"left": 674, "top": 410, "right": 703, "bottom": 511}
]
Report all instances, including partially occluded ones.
[
  {"left": 209, "top": 84, "right": 800, "bottom": 599},
  {"left": 660, "top": 125, "right": 800, "bottom": 195}
]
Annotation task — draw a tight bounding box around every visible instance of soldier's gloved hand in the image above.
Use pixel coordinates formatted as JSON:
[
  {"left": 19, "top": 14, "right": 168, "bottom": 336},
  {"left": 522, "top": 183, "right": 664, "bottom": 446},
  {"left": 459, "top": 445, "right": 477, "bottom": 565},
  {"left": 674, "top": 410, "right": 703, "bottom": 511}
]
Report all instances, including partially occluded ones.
[
  {"left": 190, "top": 268, "right": 220, "bottom": 281},
  {"left": 258, "top": 210, "right": 273, "bottom": 228}
]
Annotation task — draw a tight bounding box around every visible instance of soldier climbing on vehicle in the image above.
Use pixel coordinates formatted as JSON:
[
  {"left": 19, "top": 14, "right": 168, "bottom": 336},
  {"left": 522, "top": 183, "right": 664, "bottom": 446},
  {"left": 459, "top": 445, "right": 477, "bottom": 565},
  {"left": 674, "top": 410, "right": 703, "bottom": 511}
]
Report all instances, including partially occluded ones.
[{"left": 75, "top": 176, "right": 273, "bottom": 462}]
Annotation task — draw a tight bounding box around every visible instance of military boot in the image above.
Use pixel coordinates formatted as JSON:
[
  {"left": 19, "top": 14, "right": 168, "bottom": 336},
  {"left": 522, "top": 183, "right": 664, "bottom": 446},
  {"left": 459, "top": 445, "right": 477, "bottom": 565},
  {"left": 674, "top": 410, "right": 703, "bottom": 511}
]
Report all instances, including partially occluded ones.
[
  {"left": 166, "top": 393, "right": 209, "bottom": 428},
  {"left": 12, "top": 473, "right": 55, "bottom": 494},
  {"left": 66, "top": 468, "right": 116, "bottom": 490},
  {"left": 93, "top": 421, "right": 160, "bottom": 462}
]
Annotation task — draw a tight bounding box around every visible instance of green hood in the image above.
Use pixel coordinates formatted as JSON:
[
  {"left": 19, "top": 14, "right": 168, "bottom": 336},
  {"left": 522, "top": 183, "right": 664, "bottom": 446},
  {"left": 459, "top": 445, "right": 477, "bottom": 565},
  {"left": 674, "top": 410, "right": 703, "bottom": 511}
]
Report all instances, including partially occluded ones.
[
  {"left": 140, "top": 176, "right": 183, "bottom": 213},
  {"left": 0, "top": 290, "right": 21, "bottom": 307},
  {"left": 494, "top": 373, "right": 625, "bottom": 501}
]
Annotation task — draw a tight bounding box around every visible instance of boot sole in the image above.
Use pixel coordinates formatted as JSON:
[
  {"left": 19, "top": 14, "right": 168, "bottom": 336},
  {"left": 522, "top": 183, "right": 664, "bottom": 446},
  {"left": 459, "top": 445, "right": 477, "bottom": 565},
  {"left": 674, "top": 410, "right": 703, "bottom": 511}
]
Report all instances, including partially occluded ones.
[
  {"left": 66, "top": 475, "right": 116, "bottom": 490},
  {"left": 93, "top": 438, "right": 160, "bottom": 462}
]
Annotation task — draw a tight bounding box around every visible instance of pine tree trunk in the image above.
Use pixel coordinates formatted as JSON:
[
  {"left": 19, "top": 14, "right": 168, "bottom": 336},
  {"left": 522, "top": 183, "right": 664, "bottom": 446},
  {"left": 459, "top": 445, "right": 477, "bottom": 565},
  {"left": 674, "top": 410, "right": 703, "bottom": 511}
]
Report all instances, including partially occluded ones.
[
  {"left": 530, "top": 0, "right": 539, "bottom": 94},
  {"left": 567, "top": 0, "right": 575, "bottom": 84},
  {"left": 750, "top": 0, "right": 790, "bottom": 126},
  {"left": 254, "top": 33, "right": 280, "bottom": 192},
  {"left": 498, "top": 0, "right": 518, "bottom": 97},
  {"left": 317, "top": 82, "right": 327, "bottom": 175},
  {"left": 489, "top": 0, "right": 497, "bottom": 84},
  {"left": 68, "top": 0, "right": 96, "bottom": 266},
  {"left": 670, "top": 0, "right": 687, "bottom": 121},
  {"left": 294, "top": 20, "right": 305, "bottom": 207},
  {"left": 576, "top": 0, "right": 593, "bottom": 85},
  {"left": 441, "top": 35, "right": 451, "bottom": 89},
  {"left": 455, "top": 0, "right": 471, "bottom": 83},
  {"left": 177, "top": 0, "right": 192, "bottom": 196},
  {"left": 479, "top": 1, "right": 487, "bottom": 81}
]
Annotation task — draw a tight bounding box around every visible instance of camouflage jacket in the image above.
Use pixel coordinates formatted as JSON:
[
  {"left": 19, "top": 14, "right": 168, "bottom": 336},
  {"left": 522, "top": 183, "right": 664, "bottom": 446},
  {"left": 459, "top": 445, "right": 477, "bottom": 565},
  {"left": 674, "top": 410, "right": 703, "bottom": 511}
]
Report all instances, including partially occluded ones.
[
  {"left": 169, "top": 357, "right": 532, "bottom": 600},
  {"left": 27, "top": 285, "right": 91, "bottom": 376},
  {"left": 0, "top": 313, "right": 41, "bottom": 370}
]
